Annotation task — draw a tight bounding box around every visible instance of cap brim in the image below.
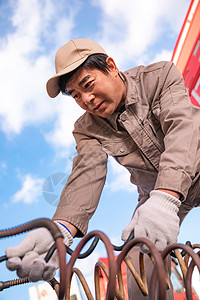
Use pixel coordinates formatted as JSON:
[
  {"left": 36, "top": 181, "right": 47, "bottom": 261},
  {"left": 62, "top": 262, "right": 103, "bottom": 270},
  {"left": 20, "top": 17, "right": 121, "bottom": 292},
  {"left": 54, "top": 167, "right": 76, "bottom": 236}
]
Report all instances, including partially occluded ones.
[{"left": 46, "top": 56, "right": 89, "bottom": 98}]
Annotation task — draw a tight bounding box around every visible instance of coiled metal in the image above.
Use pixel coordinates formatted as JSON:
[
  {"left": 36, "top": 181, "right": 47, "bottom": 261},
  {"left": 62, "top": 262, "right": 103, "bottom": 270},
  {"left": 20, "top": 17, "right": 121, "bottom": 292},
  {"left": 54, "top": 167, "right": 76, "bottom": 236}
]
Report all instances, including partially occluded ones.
[{"left": 0, "top": 218, "right": 199, "bottom": 300}]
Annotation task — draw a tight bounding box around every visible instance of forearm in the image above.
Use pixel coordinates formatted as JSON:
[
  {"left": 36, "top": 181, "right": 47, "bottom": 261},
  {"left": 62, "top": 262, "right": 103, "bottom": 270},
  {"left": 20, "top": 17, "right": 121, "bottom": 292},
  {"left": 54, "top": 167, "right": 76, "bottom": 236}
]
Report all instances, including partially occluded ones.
[{"left": 155, "top": 63, "right": 199, "bottom": 200}]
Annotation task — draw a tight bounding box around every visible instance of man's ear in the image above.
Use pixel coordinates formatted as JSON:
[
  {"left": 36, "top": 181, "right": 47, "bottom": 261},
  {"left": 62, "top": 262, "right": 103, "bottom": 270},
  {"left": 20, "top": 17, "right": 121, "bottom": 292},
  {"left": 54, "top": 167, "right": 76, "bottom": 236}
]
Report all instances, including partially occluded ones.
[{"left": 106, "top": 57, "right": 118, "bottom": 75}]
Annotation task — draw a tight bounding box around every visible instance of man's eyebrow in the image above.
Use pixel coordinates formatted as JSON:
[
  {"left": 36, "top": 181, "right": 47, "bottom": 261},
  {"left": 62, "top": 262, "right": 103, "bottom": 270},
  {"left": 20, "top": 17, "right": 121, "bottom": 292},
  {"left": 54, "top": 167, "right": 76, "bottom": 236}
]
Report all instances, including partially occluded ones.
[
  {"left": 67, "top": 75, "right": 91, "bottom": 95},
  {"left": 78, "top": 75, "right": 91, "bottom": 87}
]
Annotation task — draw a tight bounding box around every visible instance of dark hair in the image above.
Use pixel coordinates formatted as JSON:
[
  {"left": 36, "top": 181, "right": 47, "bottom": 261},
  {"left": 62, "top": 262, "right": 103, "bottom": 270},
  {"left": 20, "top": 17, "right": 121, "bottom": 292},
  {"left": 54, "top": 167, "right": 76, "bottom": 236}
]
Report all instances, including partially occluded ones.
[{"left": 59, "top": 53, "right": 109, "bottom": 95}]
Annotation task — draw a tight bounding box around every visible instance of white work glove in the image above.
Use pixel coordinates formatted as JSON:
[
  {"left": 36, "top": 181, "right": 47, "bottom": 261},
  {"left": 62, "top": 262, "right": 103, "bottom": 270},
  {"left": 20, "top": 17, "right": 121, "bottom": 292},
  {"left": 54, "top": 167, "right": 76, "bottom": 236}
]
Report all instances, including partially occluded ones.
[
  {"left": 122, "top": 190, "right": 181, "bottom": 252},
  {"left": 5, "top": 222, "right": 73, "bottom": 282}
]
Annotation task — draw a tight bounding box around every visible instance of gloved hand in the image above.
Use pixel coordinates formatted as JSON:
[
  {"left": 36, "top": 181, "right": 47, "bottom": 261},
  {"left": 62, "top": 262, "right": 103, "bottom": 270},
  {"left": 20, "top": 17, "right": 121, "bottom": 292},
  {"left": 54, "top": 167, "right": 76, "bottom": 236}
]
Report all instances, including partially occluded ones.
[
  {"left": 5, "top": 221, "right": 73, "bottom": 282},
  {"left": 122, "top": 190, "right": 181, "bottom": 252}
]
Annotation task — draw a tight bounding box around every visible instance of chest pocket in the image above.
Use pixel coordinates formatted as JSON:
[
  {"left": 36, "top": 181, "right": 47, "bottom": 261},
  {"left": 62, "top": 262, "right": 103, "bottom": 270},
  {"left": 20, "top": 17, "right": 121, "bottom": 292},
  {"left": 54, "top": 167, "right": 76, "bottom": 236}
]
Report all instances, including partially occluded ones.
[
  {"left": 101, "top": 136, "right": 153, "bottom": 174},
  {"left": 101, "top": 136, "right": 137, "bottom": 157}
]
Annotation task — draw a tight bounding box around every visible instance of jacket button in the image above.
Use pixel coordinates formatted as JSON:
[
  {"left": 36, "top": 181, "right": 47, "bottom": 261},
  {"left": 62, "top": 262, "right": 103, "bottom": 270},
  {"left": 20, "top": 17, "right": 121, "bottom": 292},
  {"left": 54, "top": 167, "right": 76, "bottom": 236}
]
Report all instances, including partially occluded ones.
[
  {"left": 120, "top": 147, "right": 125, "bottom": 153},
  {"left": 121, "top": 114, "right": 127, "bottom": 122}
]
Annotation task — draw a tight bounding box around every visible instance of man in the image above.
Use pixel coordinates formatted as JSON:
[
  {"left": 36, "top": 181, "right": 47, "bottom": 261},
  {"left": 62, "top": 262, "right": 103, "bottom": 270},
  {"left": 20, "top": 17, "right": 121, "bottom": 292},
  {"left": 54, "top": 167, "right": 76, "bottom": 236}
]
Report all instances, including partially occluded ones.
[{"left": 6, "top": 39, "right": 200, "bottom": 299}]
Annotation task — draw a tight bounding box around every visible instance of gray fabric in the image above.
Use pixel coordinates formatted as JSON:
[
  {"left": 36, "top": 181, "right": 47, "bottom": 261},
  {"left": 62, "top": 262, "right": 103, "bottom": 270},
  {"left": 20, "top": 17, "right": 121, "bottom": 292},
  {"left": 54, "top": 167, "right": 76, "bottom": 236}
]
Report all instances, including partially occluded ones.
[
  {"left": 6, "top": 222, "right": 73, "bottom": 282},
  {"left": 122, "top": 190, "right": 181, "bottom": 252}
]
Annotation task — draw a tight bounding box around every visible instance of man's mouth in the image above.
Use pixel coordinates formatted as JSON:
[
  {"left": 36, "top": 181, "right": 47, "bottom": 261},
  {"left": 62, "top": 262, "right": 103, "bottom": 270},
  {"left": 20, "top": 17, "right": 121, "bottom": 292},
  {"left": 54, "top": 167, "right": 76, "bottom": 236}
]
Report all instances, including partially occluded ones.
[{"left": 94, "top": 101, "right": 104, "bottom": 111}]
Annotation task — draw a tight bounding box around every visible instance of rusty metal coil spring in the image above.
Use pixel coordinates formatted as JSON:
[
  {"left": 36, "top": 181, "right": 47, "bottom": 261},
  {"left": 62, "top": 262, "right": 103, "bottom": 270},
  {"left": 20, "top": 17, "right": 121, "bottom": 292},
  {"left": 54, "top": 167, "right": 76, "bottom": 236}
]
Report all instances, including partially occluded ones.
[{"left": 0, "top": 218, "right": 200, "bottom": 300}]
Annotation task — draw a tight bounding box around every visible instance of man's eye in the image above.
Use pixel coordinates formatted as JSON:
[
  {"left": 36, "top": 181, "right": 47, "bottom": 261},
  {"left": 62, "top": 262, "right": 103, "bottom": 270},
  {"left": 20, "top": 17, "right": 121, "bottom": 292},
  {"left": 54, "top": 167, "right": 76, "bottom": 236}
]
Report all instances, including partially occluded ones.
[
  {"left": 85, "top": 81, "right": 93, "bottom": 88},
  {"left": 73, "top": 94, "right": 79, "bottom": 100}
]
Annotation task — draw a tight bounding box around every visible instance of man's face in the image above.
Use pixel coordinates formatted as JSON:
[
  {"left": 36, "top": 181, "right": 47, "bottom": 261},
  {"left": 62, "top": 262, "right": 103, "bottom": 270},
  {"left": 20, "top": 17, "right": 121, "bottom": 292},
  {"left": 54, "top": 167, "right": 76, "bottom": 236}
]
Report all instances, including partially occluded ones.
[{"left": 65, "top": 57, "right": 126, "bottom": 118}]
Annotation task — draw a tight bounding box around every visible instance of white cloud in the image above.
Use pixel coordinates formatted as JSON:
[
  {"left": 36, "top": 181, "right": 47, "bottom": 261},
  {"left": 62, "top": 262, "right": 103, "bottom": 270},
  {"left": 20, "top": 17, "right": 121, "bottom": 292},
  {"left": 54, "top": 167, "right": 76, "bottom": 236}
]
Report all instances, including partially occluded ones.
[
  {"left": 92, "top": 0, "right": 190, "bottom": 67},
  {"left": 45, "top": 96, "right": 84, "bottom": 157},
  {"left": 152, "top": 49, "right": 173, "bottom": 64},
  {"left": 107, "top": 157, "right": 137, "bottom": 193},
  {"left": 0, "top": 0, "right": 81, "bottom": 141},
  {"left": 11, "top": 173, "right": 44, "bottom": 204}
]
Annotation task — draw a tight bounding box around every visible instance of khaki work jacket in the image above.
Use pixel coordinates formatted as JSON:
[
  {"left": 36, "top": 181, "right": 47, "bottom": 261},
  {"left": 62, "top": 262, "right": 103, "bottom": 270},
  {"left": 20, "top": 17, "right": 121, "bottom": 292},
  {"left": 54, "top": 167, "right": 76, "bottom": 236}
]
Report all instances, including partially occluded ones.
[{"left": 53, "top": 61, "right": 200, "bottom": 236}]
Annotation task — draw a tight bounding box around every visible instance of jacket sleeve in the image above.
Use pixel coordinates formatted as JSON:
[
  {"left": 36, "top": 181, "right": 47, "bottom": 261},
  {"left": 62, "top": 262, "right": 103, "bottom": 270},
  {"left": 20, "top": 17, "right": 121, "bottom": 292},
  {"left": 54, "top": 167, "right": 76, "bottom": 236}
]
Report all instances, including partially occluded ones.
[
  {"left": 52, "top": 121, "right": 108, "bottom": 237},
  {"left": 154, "top": 62, "right": 200, "bottom": 200}
]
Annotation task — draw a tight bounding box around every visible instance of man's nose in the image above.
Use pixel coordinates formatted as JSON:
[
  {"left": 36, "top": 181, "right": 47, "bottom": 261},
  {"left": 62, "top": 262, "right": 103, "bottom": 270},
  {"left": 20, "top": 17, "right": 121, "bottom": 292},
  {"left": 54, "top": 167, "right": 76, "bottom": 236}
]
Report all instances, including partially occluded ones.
[{"left": 82, "top": 92, "right": 95, "bottom": 105}]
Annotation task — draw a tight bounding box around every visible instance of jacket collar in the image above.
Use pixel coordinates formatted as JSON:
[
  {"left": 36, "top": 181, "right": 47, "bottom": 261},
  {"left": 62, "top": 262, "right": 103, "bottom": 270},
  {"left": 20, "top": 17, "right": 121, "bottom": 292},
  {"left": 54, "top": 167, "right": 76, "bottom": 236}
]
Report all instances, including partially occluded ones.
[
  {"left": 106, "top": 71, "right": 139, "bottom": 130},
  {"left": 119, "top": 71, "right": 139, "bottom": 106}
]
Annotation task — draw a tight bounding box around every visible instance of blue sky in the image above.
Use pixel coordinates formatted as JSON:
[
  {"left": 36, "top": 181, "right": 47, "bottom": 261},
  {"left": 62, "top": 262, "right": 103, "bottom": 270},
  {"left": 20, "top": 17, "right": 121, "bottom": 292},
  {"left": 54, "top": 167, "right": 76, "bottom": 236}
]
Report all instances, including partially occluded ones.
[{"left": 0, "top": 0, "right": 199, "bottom": 299}]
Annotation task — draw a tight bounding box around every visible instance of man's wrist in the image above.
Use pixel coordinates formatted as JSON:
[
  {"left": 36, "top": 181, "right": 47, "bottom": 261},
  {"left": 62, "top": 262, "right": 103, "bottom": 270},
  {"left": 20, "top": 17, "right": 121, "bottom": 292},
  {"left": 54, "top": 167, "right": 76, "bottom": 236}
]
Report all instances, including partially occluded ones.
[
  {"left": 56, "top": 222, "right": 72, "bottom": 235},
  {"left": 156, "top": 188, "right": 180, "bottom": 199},
  {"left": 54, "top": 221, "right": 73, "bottom": 247},
  {"left": 53, "top": 220, "right": 78, "bottom": 237},
  {"left": 150, "top": 190, "right": 181, "bottom": 213}
]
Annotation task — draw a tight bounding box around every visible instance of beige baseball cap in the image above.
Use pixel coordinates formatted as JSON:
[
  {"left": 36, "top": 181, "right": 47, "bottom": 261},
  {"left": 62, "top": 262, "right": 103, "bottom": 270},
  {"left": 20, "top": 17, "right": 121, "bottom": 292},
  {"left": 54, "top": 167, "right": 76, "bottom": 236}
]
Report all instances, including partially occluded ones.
[{"left": 46, "top": 39, "right": 107, "bottom": 98}]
